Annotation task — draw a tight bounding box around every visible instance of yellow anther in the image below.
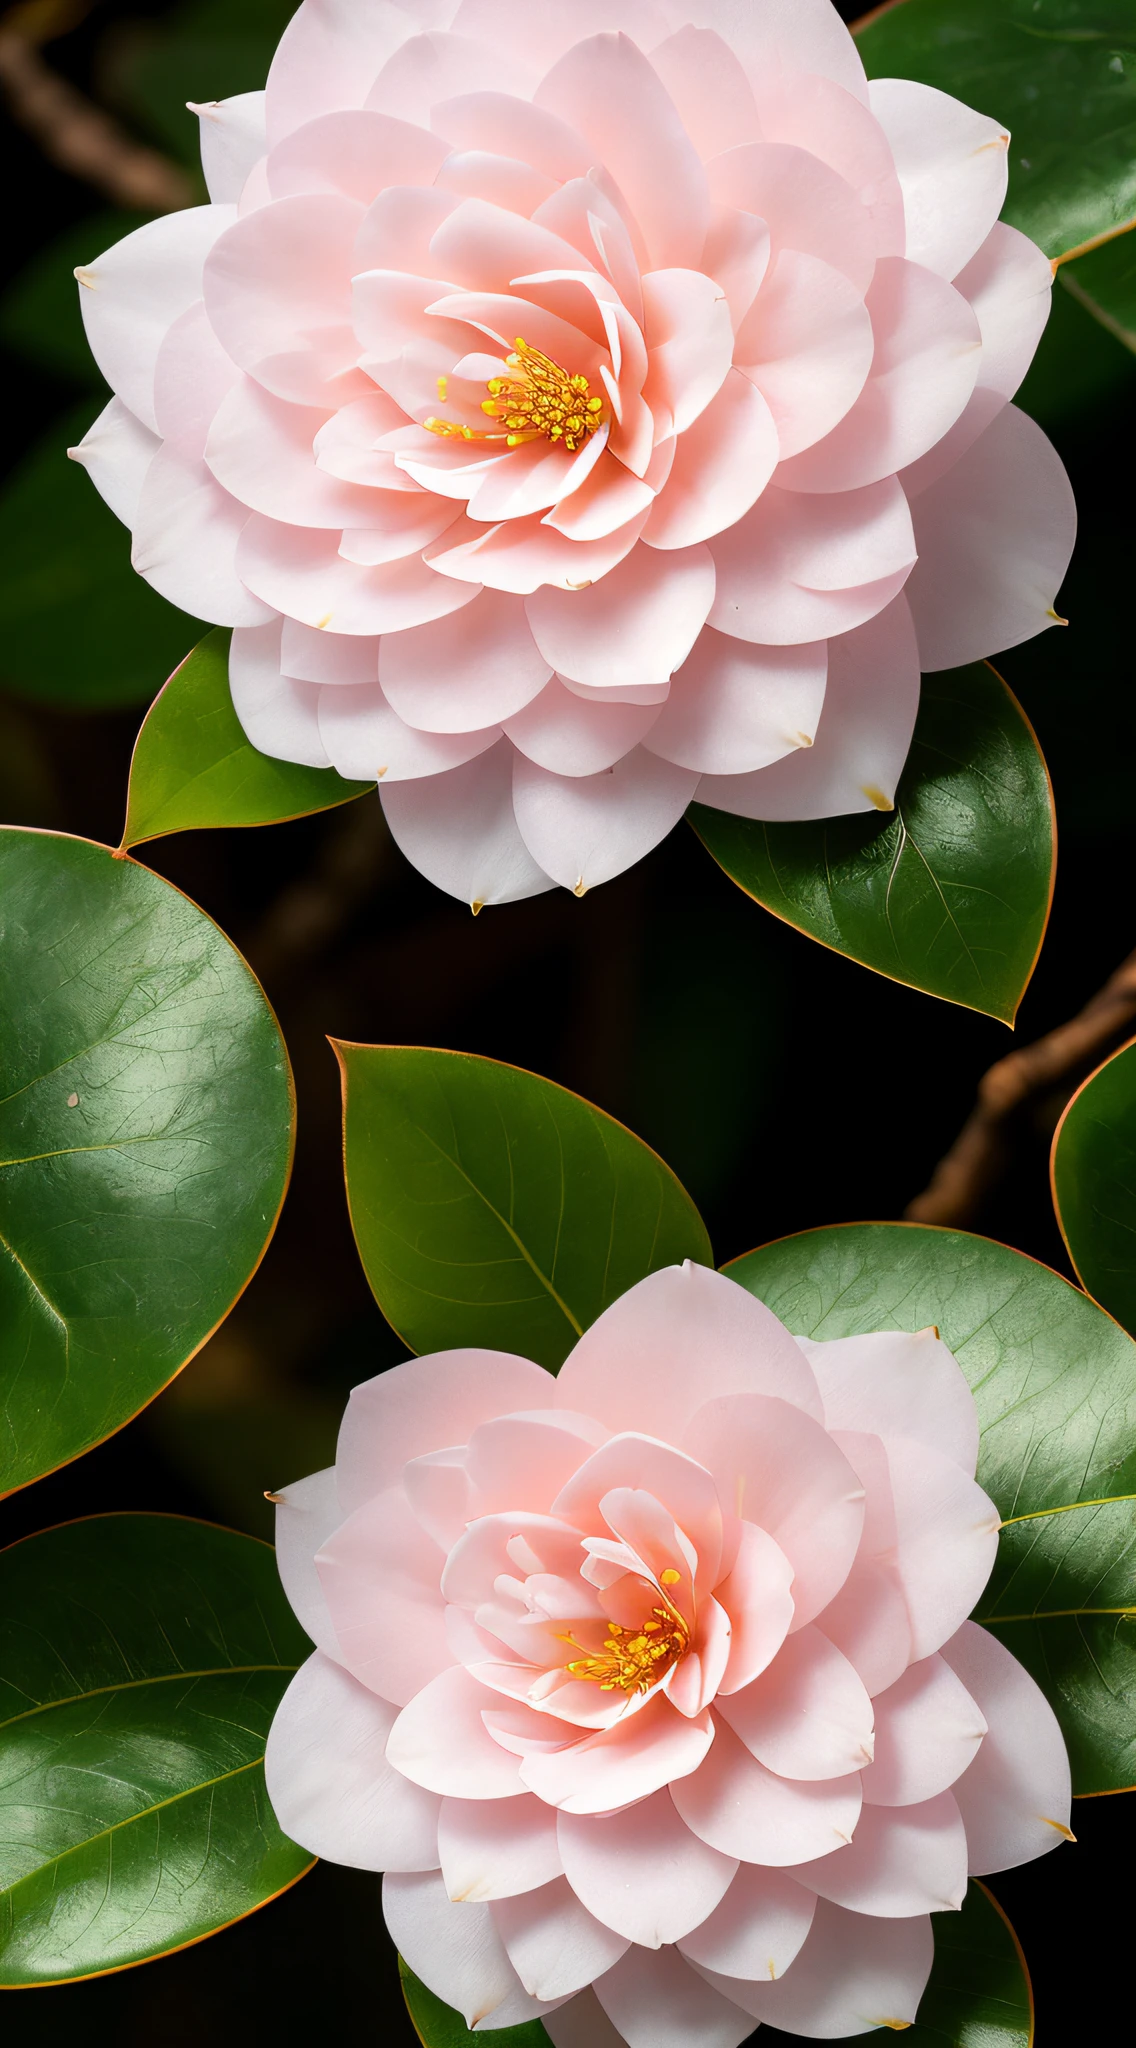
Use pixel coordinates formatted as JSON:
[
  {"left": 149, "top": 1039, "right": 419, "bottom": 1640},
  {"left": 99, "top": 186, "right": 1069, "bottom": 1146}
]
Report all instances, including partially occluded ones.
[
  {"left": 560, "top": 1599, "right": 690, "bottom": 1696},
  {"left": 424, "top": 337, "right": 605, "bottom": 455}
]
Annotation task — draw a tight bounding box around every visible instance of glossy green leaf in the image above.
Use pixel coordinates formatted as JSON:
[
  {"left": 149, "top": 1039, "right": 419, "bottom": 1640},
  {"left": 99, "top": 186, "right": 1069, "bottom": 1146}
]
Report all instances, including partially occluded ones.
[
  {"left": 0, "top": 1515, "right": 312, "bottom": 1984},
  {"left": 727, "top": 1221, "right": 1136, "bottom": 1793},
  {"left": 690, "top": 665, "right": 1053, "bottom": 1023},
  {"left": 337, "top": 1044, "right": 712, "bottom": 1370},
  {"left": 398, "top": 1884, "right": 1028, "bottom": 2048},
  {"left": 855, "top": 0, "right": 1136, "bottom": 261},
  {"left": 121, "top": 628, "right": 370, "bottom": 848},
  {"left": 0, "top": 828, "right": 294, "bottom": 1496},
  {"left": 0, "top": 403, "right": 197, "bottom": 708},
  {"left": 1052, "top": 1037, "right": 1136, "bottom": 1336},
  {"left": 1060, "top": 231, "right": 1136, "bottom": 354}
]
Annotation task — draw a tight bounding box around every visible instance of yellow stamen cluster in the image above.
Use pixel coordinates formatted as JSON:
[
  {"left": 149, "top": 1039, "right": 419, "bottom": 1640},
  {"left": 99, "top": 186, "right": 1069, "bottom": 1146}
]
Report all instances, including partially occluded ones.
[
  {"left": 424, "top": 337, "right": 605, "bottom": 453},
  {"left": 564, "top": 1600, "right": 690, "bottom": 1695}
]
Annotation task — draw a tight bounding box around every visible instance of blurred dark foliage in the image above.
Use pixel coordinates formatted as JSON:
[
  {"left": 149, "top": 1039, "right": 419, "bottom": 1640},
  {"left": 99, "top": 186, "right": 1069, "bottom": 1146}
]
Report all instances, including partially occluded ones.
[{"left": 0, "top": 0, "right": 1132, "bottom": 2038}]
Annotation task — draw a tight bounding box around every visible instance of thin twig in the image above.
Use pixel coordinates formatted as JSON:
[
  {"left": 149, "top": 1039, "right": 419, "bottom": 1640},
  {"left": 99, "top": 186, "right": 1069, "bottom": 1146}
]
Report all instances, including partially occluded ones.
[
  {"left": 0, "top": 26, "right": 194, "bottom": 213},
  {"left": 906, "top": 947, "right": 1136, "bottom": 1226}
]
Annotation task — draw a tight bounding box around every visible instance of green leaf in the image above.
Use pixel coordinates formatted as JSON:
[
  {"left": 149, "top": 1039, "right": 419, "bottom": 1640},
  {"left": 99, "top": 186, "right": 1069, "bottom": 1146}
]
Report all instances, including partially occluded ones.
[
  {"left": 401, "top": 1960, "right": 551, "bottom": 2048},
  {"left": 0, "top": 827, "right": 294, "bottom": 1496},
  {"left": 0, "top": 403, "right": 196, "bottom": 708},
  {"left": 398, "top": 1884, "right": 1028, "bottom": 2048},
  {"left": 727, "top": 1220, "right": 1136, "bottom": 1793},
  {"left": 855, "top": 0, "right": 1136, "bottom": 262},
  {"left": 690, "top": 665, "right": 1054, "bottom": 1023},
  {"left": 1052, "top": 1038, "right": 1136, "bottom": 1336},
  {"left": 1059, "top": 232, "right": 1136, "bottom": 355},
  {"left": 121, "top": 628, "right": 370, "bottom": 848},
  {"left": 0, "top": 1514, "right": 312, "bottom": 1985},
  {"left": 337, "top": 1044, "right": 712, "bottom": 1370}
]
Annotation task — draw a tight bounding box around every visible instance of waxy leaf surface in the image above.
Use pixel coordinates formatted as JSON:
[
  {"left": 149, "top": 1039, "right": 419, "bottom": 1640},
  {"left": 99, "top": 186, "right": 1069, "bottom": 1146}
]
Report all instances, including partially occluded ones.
[
  {"left": 338, "top": 1045, "right": 712, "bottom": 1370},
  {"left": 122, "top": 629, "right": 370, "bottom": 848},
  {"left": 0, "top": 1515, "right": 312, "bottom": 1984},
  {"left": 728, "top": 1222, "right": 1136, "bottom": 1793},
  {"left": 690, "top": 665, "right": 1053, "bottom": 1022},
  {"left": 0, "top": 828, "right": 293, "bottom": 1494},
  {"left": 1052, "top": 1037, "right": 1136, "bottom": 1338}
]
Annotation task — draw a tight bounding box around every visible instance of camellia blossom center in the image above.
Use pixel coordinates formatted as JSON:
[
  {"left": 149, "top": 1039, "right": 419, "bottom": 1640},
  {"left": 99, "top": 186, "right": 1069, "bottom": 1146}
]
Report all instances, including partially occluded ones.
[
  {"left": 424, "top": 337, "right": 606, "bottom": 452},
  {"left": 564, "top": 1566, "right": 690, "bottom": 1695}
]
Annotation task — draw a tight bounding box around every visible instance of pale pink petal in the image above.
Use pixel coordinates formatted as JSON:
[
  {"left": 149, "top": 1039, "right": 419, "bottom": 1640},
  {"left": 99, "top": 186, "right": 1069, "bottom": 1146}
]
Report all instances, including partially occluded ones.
[
  {"left": 701, "top": 203, "right": 771, "bottom": 330},
  {"left": 644, "top": 373, "right": 778, "bottom": 550},
  {"left": 265, "top": 1650, "right": 440, "bottom": 1870},
  {"left": 76, "top": 205, "right": 235, "bottom": 433},
  {"left": 388, "top": 1665, "right": 531, "bottom": 1801},
  {"left": 720, "top": 1625, "right": 875, "bottom": 1781},
  {"left": 312, "top": 390, "right": 417, "bottom": 490},
  {"left": 696, "top": 589, "right": 919, "bottom": 821},
  {"left": 431, "top": 87, "right": 592, "bottom": 181},
  {"left": 715, "top": 1521, "right": 796, "bottom": 1695},
  {"left": 526, "top": 544, "right": 714, "bottom": 692},
  {"left": 203, "top": 194, "right": 366, "bottom": 406},
  {"left": 595, "top": 1944, "right": 754, "bottom": 2048},
  {"left": 556, "top": 1264, "right": 823, "bottom": 1436},
  {"left": 505, "top": 677, "right": 661, "bottom": 776},
  {"left": 778, "top": 258, "right": 981, "bottom": 493},
  {"left": 691, "top": 0, "right": 869, "bottom": 106},
  {"left": 543, "top": 1986, "right": 626, "bottom": 2048},
  {"left": 492, "top": 1878, "right": 629, "bottom": 1999},
  {"left": 512, "top": 747, "right": 698, "bottom": 893},
  {"left": 442, "top": 1511, "right": 584, "bottom": 1609},
  {"left": 152, "top": 300, "right": 241, "bottom": 461},
  {"left": 266, "top": 107, "right": 447, "bottom": 202},
  {"left": 339, "top": 498, "right": 462, "bottom": 564},
  {"left": 131, "top": 445, "right": 271, "bottom": 627},
  {"left": 708, "top": 476, "right": 916, "bottom": 647},
  {"left": 736, "top": 252, "right": 874, "bottom": 459},
  {"left": 645, "top": 631, "right": 826, "bottom": 776},
  {"left": 678, "top": 1862, "right": 815, "bottom": 1982},
  {"left": 457, "top": 1412, "right": 604, "bottom": 1521},
  {"left": 882, "top": 1437, "right": 1001, "bottom": 1660},
  {"left": 530, "top": 183, "right": 644, "bottom": 318},
  {"left": 192, "top": 91, "right": 266, "bottom": 205},
  {"left": 425, "top": 507, "right": 648, "bottom": 594},
  {"left": 558, "top": 1789, "right": 736, "bottom": 1948},
  {"left": 535, "top": 32, "right": 710, "bottom": 270},
  {"left": 640, "top": 269, "right": 735, "bottom": 436},
  {"left": 706, "top": 1896, "right": 934, "bottom": 2035},
  {"left": 272, "top": 1468, "right": 343, "bottom": 1660},
  {"left": 789, "top": 1791, "right": 968, "bottom": 1916},
  {"left": 439, "top": 1794, "right": 563, "bottom": 1903},
  {"left": 905, "top": 404, "right": 1076, "bottom": 670},
  {"left": 367, "top": 32, "right": 538, "bottom": 128},
  {"left": 383, "top": 1869, "right": 562, "bottom": 2030},
  {"left": 940, "top": 1621, "right": 1073, "bottom": 1872},
  {"left": 863, "top": 1654, "right": 987, "bottom": 1808},
  {"left": 428, "top": 195, "right": 598, "bottom": 296},
  {"left": 800, "top": 1328, "right": 980, "bottom": 1476},
  {"left": 817, "top": 1556, "right": 913, "bottom": 1699},
  {"left": 869, "top": 78, "right": 1009, "bottom": 281},
  {"left": 68, "top": 397, "right": 158, "bottom": 527},
  {"left": 317, "top": 1485, "right": 449, "bottom": 1704},
  {"left": 263, "top": 0, "right": 417, "bottom": 143},
  {"left": 648, "top": 26, "right": 760, "bottom": 159},
  {"left": 281, "top": 618, "right": 378, "bottom": 682},
  {"left": 672, "top": 1714, "right": 861, "bottom": 1865},
  {"left": 354, "top": 183, "right": 460, "bottom": 276},
  {"left": 753, "top": 71, "right": 905, "bottom": 259},
  {"left": 230, "top": 619, "right": 331, "bottom": 766},
  {"left": 382, "top": 738, "right": 556, "bottom": 904},
  {"left": 204, "top": 377, "right": 376, "bottom": 528},
  {"left": 379, "top": 590, "right": 550, "bottom": 732},
  {"left": 706, "top": 143, "right": 876, "bottom": 294},
  {"left": 335, "top": 1348, "right": 553, "bottom": 1512},
  {"left": 405, "top": 1450, "right": 478, "bottom": 1556},
  {"left": 901, "top": 222, "right": 1054, "bottom": 498},
  {"left": 437, "top": 149, "right": 559, "bottom": 215},
  {"left": 521, "top": 1695, "right": 713, "bottom": 1814},
  {"left": 687, "top": 1394, "right": 865, "bottom": 1630},
  {"left": 238, "top": 516, "right": 477, "bottom": 634},
  {"left": 554, "top": 1435, "right": 723, "bottom": 1582}
]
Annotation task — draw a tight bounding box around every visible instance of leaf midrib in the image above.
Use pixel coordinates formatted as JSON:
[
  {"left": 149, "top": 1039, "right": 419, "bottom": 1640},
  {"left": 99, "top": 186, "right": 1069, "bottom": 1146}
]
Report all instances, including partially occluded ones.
[
  {"left": 0, "top": 1662, "right": 299, "bottom": 1734},
  {"left": 408, "top": 1119, "right": 584, "bottom": 1338}
]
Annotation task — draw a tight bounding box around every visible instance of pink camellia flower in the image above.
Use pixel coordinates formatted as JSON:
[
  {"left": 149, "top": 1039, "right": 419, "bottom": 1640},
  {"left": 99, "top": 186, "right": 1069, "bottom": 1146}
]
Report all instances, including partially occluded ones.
[
  {"left": 73, "top": 0, "right": 1075, "bottom": 906},
  {"left": 264, "top": 1264, "right": 1070, "bottom": 2044}
]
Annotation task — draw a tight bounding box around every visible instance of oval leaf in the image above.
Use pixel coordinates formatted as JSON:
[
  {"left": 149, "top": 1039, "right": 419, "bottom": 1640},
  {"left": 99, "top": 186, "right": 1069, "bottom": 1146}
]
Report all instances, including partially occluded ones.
[
  {"left": 1052, "top": 1037, "right": 1136, "bottom": 1335},
  {"left": 856, "top": 0, "right": 1136, "bottom": 262},
  {"left": 690, "top": 664, "right": 1054, "bottom": 1023},
  {"left": 121, "top": 629, "right": 371, "bottom": 848},
  {"left": 0, "top": 1514, "right": 313, "bottom": 1985},
  {"left": 337, "top": 1044, "right": 712, "bottom": 1369},
  {"left": 0, "top": 828, "right": 294, "bottom": 1495},
  {"left": 398, "top": 1882, "right": 1029, "bottom": 2048},
  {"left": 727, "top": 1221, "right": 1136, "bottom": 1793}
]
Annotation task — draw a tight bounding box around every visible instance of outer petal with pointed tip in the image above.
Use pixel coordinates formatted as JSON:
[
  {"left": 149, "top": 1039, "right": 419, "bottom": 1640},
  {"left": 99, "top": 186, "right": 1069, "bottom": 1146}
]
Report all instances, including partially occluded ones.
[{"left": 265, "top": 1651, "right": 441, "bottom": 1870}]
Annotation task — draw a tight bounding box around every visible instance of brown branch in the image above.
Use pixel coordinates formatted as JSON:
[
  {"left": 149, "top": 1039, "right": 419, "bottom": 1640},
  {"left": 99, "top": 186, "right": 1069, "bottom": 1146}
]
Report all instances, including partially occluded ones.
[
  {"left": 0, "top": 26, "right": 194, "bottom": 213},
  {"left": 906, "top": 947, "right": 1136, "bottom": 1227}
]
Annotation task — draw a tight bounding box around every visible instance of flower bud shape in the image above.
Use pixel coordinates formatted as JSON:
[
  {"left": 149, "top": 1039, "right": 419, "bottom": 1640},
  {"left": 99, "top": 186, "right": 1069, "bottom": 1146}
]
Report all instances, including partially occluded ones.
[
  {"left": 264, "top": 1264, "right": 1071, "bottom": 2043},
  {"left": 73, "top": 0, "right": 1075, "bottom": 905}
]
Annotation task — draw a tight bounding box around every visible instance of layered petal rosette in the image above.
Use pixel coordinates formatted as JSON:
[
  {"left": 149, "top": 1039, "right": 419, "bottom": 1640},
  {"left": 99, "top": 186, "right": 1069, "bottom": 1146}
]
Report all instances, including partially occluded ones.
[
  {"left": 74, "top": 0, "right": 1075, "bottom": 904},
  {"left": 265, "top": 1264, "right": 1071, "bottom": 2043}
]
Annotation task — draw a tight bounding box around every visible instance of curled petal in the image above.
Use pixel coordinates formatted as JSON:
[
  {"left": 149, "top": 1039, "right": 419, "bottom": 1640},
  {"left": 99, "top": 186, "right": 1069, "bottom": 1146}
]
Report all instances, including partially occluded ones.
[
  {"left": 272, "top": 1468, "right": 344, "bottom": 1661},
  {"left": 335, "top": 1347, "right": 553, "bottom": 1514},
  {"left": 68, "top": 396, "right": 158, "bottom": 527},
  {"left": 520, "top": 1694, "right": 714, "bottom": 1815},
  {"left": 643, "top": 371, "right": 779, "bottom": 549},
  {"left": 869, "top": 77, "right": 1009, "bottom": 282},
  {"left": 77, "top": 205, "right": 235, "bottom": 433}
]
